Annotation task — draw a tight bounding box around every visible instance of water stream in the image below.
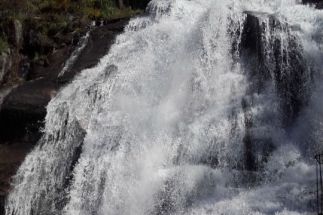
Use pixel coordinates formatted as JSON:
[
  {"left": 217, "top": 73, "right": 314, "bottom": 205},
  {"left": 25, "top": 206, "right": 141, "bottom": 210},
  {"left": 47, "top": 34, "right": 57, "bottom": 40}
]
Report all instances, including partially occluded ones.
[{"left": 5, "top": 0, "right": 323, "bottom": 214}]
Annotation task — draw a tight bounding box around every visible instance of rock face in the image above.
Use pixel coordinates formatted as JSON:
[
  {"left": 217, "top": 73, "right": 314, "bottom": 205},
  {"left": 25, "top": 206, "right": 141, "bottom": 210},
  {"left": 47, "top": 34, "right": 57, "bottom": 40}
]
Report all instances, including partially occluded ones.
[
  {"left": 0, "top": 19, "right": 25, "bottom": 85},
  {"left": 127, "top": 0, "right": 151, "bottom": 10},
  {"left": 239, "top": 11, "right": 313, "bottom": 173},
  {"left": 302, "top": 0, "right": 323, "bottom": 8},
  {"left": 58, "top": 18, "right": 129, "bottom": 84},
  {"left": 0, "top": 50, "right": 11, "bottom": 84},
  {"left": 0, "top": 18, "right": 130, "bottom": 215}
]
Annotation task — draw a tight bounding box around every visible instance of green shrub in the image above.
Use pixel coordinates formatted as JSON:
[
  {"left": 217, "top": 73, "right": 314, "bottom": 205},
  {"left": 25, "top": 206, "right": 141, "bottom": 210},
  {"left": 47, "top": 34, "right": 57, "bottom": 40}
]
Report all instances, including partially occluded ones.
[{"left": 80, "top": 0, "right": 116, "bottom": 19}]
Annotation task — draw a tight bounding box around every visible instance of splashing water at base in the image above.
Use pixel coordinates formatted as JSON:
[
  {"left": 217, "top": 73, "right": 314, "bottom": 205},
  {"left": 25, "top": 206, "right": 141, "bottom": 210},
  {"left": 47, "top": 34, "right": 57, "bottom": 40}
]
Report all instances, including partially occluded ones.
[{"left": 5, "top": 0, "right": 323, "bottom": 214}]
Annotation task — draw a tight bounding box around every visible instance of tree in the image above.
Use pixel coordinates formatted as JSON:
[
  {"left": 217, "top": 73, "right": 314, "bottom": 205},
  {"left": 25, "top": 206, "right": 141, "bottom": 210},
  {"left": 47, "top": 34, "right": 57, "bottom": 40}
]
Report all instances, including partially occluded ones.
[{"left": 116, "top": 0, "right": 124, "bottom": 9}]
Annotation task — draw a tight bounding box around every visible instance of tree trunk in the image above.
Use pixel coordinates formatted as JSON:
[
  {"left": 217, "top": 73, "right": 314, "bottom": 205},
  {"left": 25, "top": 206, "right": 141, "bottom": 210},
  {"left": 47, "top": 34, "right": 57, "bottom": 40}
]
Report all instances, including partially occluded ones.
[{"left": 117, "top": 0, "right": 125, "bottom": 9}]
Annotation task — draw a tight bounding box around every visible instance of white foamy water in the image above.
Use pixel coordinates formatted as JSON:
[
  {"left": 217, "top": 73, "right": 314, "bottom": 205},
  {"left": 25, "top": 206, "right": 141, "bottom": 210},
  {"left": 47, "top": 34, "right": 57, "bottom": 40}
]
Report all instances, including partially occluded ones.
[
  {"left": 58, "top": 31, "right": 91, "bottom": 78},
  {"left": 5, "top": 0, "right": 323, "bottom": 215}
]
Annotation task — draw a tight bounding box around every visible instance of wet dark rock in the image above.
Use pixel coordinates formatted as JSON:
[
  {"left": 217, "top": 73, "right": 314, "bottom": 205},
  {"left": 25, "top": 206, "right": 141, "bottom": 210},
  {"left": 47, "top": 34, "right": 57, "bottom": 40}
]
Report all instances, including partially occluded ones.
[
  {"left": 0, "top": 18, "right": 130, "bottom": 143},
  {"left": 0, "top": 18, "right": 131, "bottom": 213},
  {"left": 5, "top": 19, "right": 23, "bottom": 49},
  {"left": 127, "top": 0, "right": 151, "bottom": 10},
  {"left": 0, "top": 18, "right": 23, "bottom": 49},
  {"left": 239, "top": 12, "right": 312, "bottom": 172},
  {"left": 58, "top": 17, "right": 130, "bottom": 84},
  {"left": 302, "top": 0, "right": 323, "bottom": 9},
  {"left": 0, "top": 50, "right": 12, "bottom": 84},
  {"left": 28, "top": 47, "right": 70, "bottom": 81},
  {"left": 0, "top": 141, "right": 34, "bottom": 215},
  {"left": 0, "top": 19, "right": 27, "bottom": 85},
  {"left": 0, "top": 79, "right": 56, "bottom": 142},
  {"left": 241, "top": 12, "right": 311, "bottom": 127},
  {"left": 0, "top": 193, "right": 4, "bottom": 215},
  {"left": 23, "top": 30, "right": 54, "bottom": 59}
]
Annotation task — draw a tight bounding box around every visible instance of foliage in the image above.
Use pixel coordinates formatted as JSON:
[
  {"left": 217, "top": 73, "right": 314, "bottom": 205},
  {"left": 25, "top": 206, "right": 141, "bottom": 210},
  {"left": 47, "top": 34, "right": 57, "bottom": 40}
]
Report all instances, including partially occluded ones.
[
  {"left": 0, "top": 0, "right": 143, "bottom": 58},
  {"left": 0, "top": 0, "right": 147, "bottom": 21}
]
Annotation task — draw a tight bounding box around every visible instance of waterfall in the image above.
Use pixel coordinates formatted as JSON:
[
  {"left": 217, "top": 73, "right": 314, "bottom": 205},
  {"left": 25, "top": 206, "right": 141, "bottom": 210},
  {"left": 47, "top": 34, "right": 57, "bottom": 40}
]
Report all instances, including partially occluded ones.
[
  {"left": 58, "top": 31, "right": 91, "bottom": 78},
  {"left": 5, "top": 0, "right": 323, "bottom": 214}
]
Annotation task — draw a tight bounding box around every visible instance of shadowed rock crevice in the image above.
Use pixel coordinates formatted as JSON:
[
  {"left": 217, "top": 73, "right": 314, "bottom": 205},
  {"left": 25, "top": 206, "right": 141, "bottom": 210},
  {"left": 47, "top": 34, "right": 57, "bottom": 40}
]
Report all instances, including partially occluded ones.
[{"left": 239, "top": 12, "right": 313, "bottom": 174}]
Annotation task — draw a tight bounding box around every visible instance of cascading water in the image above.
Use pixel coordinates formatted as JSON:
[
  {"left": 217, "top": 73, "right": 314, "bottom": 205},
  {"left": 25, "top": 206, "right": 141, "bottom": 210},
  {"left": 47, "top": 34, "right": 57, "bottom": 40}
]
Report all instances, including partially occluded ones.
[
  {"left": 58, "top": 31, "right": 91, "bottom": 78},
  {"left": 5, "top": 0, "right": 323, "bottom": 214}
]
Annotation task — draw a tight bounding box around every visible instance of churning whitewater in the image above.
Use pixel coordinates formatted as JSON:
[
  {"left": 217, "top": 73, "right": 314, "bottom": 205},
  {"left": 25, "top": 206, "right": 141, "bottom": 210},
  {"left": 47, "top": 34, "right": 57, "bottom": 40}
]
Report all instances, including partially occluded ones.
[{"left": 5, "top": 0, "right": 323, "bottom": 214}]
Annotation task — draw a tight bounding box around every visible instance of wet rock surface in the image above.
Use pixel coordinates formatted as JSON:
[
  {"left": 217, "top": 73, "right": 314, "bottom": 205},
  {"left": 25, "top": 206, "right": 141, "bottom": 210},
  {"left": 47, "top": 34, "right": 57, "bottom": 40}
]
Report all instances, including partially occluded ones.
[
  {"left": 239, "top": 12, "right": 312, "bottom": 173},
  {"left": 0, "top": 50, "right": 11, "bottom": 84},
  {"left": 0, "top": 18, "right": 130, "bottom": 214},
  {"left": 58, "top": 18, "right": 129, "bottom": 84},
  {"left": 0, "top": 142, "right": 32, "bottom": 214},
  {"left": 302, "top": 0, "right": 323, "bottom": 8}
]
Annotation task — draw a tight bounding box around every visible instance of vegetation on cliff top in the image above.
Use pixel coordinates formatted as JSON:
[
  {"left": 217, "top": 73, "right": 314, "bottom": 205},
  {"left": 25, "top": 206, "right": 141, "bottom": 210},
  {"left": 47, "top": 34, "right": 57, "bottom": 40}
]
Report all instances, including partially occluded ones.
[
  {"left": 0, "top": 0, "right": 145, "bottom": 56},
  {"left": 0, "top": 0, "right": 143, "bottom": 20},
  {"left": 0, "top": 0, "right": 147, "bottom": 86}
]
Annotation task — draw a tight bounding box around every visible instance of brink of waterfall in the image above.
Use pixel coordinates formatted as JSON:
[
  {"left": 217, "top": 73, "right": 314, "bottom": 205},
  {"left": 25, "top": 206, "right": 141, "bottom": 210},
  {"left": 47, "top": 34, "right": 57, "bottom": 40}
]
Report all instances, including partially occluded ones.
[{"left": 5, "top": 0, "right": 323, "bottom": 214}]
